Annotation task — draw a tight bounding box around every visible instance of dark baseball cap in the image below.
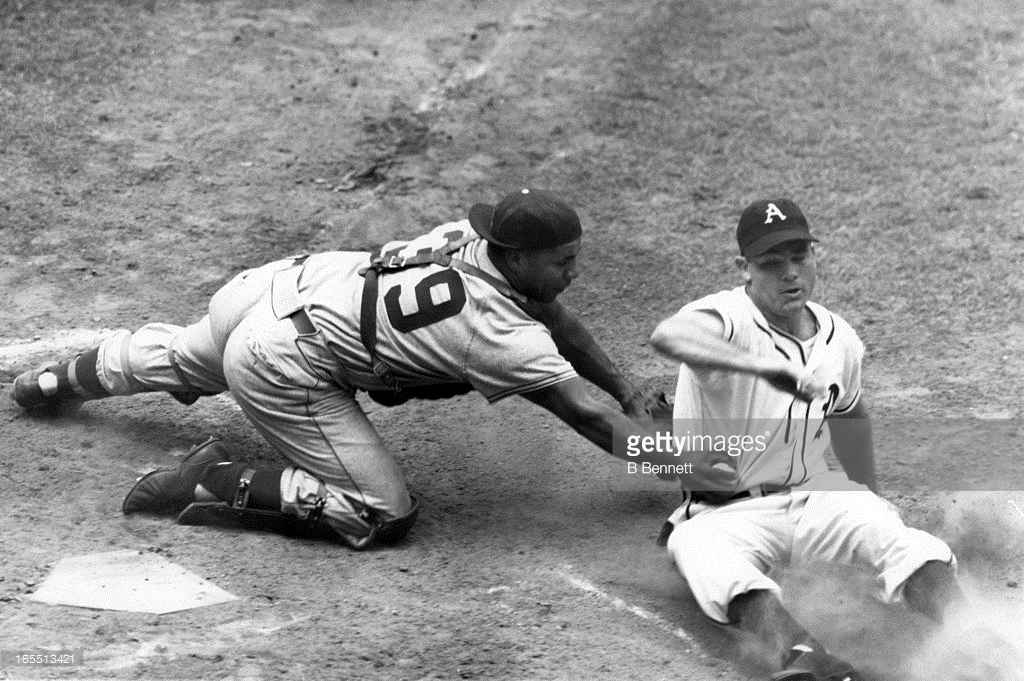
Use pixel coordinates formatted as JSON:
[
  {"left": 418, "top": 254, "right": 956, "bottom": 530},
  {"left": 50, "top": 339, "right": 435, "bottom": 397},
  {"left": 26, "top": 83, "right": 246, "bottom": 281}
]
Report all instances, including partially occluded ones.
[
  {"left": 736, "top": 198, "right": 818, "bottom": 257},
  {"left": 468, "top": 188, "right": 582, "bottom": 250}
]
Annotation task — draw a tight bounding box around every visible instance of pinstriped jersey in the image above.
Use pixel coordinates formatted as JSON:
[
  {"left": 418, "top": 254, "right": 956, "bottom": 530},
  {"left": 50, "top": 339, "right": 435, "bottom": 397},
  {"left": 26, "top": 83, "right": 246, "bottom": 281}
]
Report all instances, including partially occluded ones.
[
  {"left": 298, "top": 220, "right": 578, "bottom": 401},
  {"left": 671, "top": 286, "right": 863, "bottom": 492}
]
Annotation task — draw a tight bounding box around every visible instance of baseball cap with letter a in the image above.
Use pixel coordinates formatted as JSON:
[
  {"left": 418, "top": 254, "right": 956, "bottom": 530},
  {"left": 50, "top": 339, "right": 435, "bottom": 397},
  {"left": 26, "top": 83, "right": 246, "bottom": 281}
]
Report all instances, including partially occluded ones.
[
  {"left": 736, "top": 198, "right": 818, "bottom": 257},
  {"left": 468, "top": 188, "right": 583, "bottom": 250}
]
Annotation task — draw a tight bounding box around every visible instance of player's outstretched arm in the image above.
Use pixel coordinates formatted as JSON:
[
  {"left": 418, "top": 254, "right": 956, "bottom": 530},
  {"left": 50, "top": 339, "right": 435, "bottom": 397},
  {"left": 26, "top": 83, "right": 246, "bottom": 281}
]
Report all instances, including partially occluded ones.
[
  {"left": 827, "top": 397, "right": 878, "bottom": 492},
  {"left": 522, "top": 377, "right": 735, "bottom": 488},
  {"left": 649, "top": 309, "right": 828, "bottom": 401},
  {"left": 521, "top": 376, "right": 643, "bottom": 459},
  {"left": 523, "top": 300, "right": 650, "bottom": 416}
]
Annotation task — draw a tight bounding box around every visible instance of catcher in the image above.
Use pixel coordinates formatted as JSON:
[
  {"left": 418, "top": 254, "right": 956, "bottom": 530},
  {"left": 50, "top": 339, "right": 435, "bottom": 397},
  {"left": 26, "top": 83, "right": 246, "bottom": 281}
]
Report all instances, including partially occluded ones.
[
  {"left": 13, "top": 188, "right": 666, "bottom": 549},
  {"left": 648, "top": 198, "right": 964, "bottom": 681}
]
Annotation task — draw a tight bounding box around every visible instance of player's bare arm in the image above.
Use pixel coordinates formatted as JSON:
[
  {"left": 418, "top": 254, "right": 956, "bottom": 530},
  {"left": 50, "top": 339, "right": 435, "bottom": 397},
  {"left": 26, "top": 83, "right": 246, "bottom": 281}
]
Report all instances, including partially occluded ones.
[
  {"left": 521, "top": 299, "right": 648, "bottom": 415},
  {"left": 649, "top": 309, "right": 828, "bottom": 401},
  {"left": 521, "top": 376, "right": 646, "bottom": 458},
  {"left": 521, "top": 377, "right": 734, "bottom": 489},
  {"left": 826, "top": 397, "right": 878, "bottom": 492}
]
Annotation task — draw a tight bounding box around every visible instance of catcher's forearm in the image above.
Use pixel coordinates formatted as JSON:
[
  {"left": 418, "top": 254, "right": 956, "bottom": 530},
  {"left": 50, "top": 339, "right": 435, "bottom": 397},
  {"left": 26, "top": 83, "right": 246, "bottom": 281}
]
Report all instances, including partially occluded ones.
[
  {"left": 574, "top": 409, "right": 736, "bottom": 489},
  {"left": 571, "top": 407, "right": 642, "bottom": 459},
  {"left": 541, "top": 302, "right": 634, "bottom": 403},
  {"left": 523, "top": 378, "right": 654, "bottom": 459}
]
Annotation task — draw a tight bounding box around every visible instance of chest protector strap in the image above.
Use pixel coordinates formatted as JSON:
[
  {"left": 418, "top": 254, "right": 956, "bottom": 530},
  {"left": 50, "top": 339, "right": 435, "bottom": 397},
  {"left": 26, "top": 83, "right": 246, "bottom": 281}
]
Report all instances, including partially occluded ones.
[{"left": 358, "top": 236, "right": 527, "bottom": 394}]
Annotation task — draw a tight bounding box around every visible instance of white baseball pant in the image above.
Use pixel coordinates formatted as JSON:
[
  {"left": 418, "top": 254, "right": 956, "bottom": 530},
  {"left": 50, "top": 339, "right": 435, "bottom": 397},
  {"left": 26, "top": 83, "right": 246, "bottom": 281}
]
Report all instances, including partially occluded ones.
[{"left": 666, "top": 489, "right": 955, "bottom": 623}]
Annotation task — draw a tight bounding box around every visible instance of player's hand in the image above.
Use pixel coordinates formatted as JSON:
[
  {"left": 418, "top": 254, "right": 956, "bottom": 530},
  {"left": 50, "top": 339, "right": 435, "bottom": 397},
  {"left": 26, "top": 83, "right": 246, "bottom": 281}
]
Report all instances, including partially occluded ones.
[
  {"left": 760, "top": 364, "right": 828, "bottom": 402},
  {"left": 652, "top": 455, "right": 737, "bottom": 489},
  {"left": 687, "top": 459, "right": 738, "bottom": 490},
  {"left": 621, "top": 387, "right": 671, "bottom": 421}
]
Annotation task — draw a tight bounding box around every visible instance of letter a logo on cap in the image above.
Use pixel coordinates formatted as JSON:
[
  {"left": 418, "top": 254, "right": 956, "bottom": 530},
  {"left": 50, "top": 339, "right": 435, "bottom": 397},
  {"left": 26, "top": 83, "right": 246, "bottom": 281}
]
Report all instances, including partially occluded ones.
[{"left": 764, "top": 203, "right": 787, "bottom": 224}]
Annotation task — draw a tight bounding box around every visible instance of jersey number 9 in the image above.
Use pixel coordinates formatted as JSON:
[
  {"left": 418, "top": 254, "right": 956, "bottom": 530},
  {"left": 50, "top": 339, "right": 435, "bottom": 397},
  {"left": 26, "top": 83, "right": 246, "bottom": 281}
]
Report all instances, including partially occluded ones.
[{"left": 384, "top": 269, "right": 468, "bottom": 333}]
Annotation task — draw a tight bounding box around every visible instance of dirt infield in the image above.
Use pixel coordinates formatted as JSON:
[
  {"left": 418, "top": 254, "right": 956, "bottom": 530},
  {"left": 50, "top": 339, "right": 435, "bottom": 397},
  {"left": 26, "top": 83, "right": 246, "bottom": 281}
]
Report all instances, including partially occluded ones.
[{"left": 2, "top": 0, "right": 1024, "bottom": 679}]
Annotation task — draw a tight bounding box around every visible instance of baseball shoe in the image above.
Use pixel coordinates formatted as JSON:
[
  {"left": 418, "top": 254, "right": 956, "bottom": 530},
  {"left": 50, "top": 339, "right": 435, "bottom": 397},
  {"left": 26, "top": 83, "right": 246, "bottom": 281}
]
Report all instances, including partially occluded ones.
[
  {"left": 770, "top": 645, "right": 864, "bottom": 681},
  {"left": 12, "top": 366, "right": 80, "bottom": 413},
  {"left": 122, "top": 438, "right": 230, "bottom": 516}
]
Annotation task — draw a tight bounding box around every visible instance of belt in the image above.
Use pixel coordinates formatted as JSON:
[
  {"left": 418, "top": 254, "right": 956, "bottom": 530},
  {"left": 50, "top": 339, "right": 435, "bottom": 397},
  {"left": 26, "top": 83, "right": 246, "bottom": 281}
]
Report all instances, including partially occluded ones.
[
  {"left": 690, "top": 486, "right": 782, "bottom": 506},
  {"left": 658, "top": 486, "right": 784, "bottom": 547}
]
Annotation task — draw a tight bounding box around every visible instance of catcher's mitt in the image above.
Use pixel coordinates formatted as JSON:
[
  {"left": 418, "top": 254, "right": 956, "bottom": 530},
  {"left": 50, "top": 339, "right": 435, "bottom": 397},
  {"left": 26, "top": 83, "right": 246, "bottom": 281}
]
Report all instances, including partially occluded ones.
[{"left": 621, "top": 387, "right": 672, "bottom": 420}]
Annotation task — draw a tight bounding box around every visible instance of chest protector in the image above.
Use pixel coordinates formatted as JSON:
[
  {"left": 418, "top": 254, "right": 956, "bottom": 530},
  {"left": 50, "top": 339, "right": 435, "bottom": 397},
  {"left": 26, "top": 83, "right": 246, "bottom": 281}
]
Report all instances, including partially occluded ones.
[{"left": 359, "top": 231, "right": 527, "bottom": 405}]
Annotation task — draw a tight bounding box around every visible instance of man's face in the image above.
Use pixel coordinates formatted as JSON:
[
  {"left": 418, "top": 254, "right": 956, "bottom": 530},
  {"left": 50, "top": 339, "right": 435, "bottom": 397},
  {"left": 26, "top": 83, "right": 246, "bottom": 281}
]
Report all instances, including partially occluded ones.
[
  {"left": 739, "top": 241, "right": 817, "bottom": 320},
  {"left": 508, "top": 239, "right": 582, "bottom": 303}
]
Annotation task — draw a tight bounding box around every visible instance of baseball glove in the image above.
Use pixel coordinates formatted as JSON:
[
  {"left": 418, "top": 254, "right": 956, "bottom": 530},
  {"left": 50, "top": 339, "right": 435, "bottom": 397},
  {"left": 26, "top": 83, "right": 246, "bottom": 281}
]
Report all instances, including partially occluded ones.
[{"left": 621, "top": 387, "right": 672, "bottom": 420}]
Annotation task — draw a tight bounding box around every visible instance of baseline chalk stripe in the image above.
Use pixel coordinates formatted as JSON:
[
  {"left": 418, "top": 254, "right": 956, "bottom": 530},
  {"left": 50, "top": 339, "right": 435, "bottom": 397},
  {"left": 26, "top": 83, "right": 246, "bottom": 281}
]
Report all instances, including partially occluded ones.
[
  {"left": 1010, "top": 499, "right": 1024, "bottom": 522},
  {"left": 0, "top": 329, "right": 110, "bottom": 374},
  {"left": 558, "top": 565, "right": 693, "bottom": 644}
]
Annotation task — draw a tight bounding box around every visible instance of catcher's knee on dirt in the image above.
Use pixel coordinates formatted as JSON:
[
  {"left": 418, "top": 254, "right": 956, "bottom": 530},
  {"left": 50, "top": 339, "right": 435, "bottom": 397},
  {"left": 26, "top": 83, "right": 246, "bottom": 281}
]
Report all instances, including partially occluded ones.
[{"left": 373, "top": 496, "right": 419, "bottom": 545}]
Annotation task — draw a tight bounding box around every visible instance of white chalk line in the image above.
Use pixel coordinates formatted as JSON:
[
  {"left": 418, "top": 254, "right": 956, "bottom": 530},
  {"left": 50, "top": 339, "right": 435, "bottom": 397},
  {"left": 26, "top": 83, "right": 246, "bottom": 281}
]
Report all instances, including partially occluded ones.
[
  {"left": 0, "top": 328, "right": 111, "bottom": 373},
  {"left": 558, "top": 565, "right": 693, "bottom": 644},
  {"left": 1010, "top": 500, "right": 1024, "bottom": 522}
]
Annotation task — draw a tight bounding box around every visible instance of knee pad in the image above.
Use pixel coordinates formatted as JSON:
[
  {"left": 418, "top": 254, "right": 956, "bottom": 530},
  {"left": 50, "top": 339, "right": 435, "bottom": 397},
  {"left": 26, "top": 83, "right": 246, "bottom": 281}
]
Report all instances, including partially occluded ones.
[{"left": 374, "top": 495, "right": 419, "bottom": 545}]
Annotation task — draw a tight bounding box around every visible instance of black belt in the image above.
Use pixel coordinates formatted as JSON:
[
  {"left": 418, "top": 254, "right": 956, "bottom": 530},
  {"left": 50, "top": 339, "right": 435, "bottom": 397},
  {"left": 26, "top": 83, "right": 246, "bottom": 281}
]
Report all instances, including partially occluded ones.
[
  {"left": 657, "top": 487, "right": 784, "bottom": 547},
  {"left": 690, "top": 487, "right": 782, "bottom": 506},
  {"left": 690, "top": 490, "right": 750, "bottom": 505}
]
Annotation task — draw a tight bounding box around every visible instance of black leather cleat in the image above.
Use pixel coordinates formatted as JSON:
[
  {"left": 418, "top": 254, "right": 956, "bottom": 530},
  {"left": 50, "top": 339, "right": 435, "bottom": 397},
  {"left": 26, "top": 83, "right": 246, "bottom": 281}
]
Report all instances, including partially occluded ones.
[
  {"left": 122, "top": 438, "right": 231, "bottom": 516},
  {"left": 770, "top": 646, "right": 864, "bottom": 681},
  {"left": 12, "top": 367, "right": 82, "bottom": 415}
]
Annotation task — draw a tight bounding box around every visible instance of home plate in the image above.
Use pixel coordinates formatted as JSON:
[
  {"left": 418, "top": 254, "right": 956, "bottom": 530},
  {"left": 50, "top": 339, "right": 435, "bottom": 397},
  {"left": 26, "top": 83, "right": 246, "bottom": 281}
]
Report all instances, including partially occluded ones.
[{"left": 28, "top": 550, "right": 238, "bottom": 614}]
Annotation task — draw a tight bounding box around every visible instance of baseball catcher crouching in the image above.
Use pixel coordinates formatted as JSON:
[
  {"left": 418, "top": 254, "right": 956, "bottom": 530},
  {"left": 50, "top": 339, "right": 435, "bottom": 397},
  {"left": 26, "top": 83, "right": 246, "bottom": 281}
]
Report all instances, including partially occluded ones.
[{"left": 13, "top": 188, "right": 666, "bottom": 549}]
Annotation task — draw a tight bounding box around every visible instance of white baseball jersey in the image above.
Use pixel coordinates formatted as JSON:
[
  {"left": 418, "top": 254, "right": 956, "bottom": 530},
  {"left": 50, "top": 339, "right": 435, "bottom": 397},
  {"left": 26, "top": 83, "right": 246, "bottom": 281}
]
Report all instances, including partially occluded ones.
[
  {"left": 300, "top": 220, "right": 579, "bottom": 401},
  {"left": 663, "top": 286, "right": 953, "bottom": 627},
  {"left": 672, "top": 286, "right": 863, "bottom": 492}
]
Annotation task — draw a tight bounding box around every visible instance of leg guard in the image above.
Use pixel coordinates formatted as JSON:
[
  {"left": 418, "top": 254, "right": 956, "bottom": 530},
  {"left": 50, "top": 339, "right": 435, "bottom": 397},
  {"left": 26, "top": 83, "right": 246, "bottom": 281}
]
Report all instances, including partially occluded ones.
[
  {"left": 175, "top": 487, "right": 420, "bottom": 550},
  {"left": 175, "top": 501, "right": 345, "bottom": 543}
]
